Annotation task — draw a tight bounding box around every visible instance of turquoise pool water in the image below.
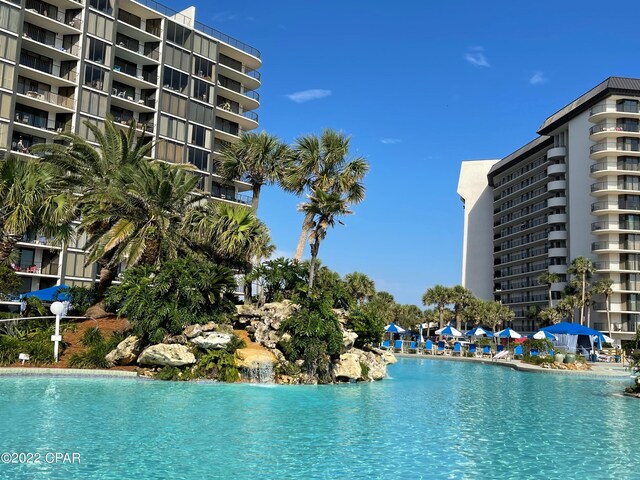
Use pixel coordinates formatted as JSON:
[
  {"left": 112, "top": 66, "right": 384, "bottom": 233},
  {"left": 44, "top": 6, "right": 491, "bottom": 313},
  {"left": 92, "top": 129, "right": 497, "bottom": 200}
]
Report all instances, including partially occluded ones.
[{"left": 0, "top": 359, "right": 637, "bottom": 479}]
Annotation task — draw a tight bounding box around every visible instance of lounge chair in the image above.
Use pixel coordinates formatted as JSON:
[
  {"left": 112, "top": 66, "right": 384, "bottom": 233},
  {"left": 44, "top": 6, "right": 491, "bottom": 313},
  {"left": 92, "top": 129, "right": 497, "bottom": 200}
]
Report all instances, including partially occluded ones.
[
  {"left": 436, "top": 341, "right": 446, "bottom": 355},
  {"left": 380, "top": 340, "right": 390, "bottom": 350},
  {"left": 481, "top": 345, "right": 492, "bottom": 357},
  {"left": 492, "top": 350, "right": 510, "bottom": 361},
  {"left": 394, "top": 340, "right": 404, "bottom": 353},
  {"left": 452, "top": 342, "right": 462, "bottom": 356},
  {"left": 513, "top": 345, "right": 523, "bottom": 359},
  {"left": 497, "top": 344, "right": 505, "bottom": 353},
  {"left": 468, "top": 344, "right": 478, "bottom": 356},
  {"left": 425, "top": 340, "right": 434, "bottom": 354},
  {"left": 408, "top": 341, "right": 417, "bottom": 353},
  {"left": 530, "top": 348, "right": 539, "bottom": 357}
]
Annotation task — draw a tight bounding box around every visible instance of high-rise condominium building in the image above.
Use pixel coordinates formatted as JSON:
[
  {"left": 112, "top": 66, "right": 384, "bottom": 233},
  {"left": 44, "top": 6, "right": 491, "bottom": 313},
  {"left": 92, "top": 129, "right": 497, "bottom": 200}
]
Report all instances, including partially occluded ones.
[
  {"left": 458, "top": 77, "right": 640, "bottom": 339},
  {"left": 0, "top": 0, "right": 260, "bottom": 299}
]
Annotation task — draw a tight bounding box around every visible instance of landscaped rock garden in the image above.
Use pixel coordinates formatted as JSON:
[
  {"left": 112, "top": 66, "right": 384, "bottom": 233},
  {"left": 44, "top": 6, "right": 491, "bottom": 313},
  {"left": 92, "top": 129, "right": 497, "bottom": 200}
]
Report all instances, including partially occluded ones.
[{"left": 104, "top": 300, "right": 395, "bottom": 384}]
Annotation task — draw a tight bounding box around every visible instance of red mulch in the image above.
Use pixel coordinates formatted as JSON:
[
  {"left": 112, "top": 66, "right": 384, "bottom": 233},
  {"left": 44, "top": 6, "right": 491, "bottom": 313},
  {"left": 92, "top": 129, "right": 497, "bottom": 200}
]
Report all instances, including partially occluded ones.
[{"left": 7, "top": 315, "right": 137, "bottom": 371}]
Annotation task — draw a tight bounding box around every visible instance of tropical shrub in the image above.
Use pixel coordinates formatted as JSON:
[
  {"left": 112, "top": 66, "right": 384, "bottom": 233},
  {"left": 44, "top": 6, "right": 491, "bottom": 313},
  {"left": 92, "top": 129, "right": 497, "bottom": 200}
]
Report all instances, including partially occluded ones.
[
  {"left": 195, "top": 350, "right": 240, "bottom": 382},
  {"left": 0, "top": 325, "right": 63, "bottom": 365},
  {"left": 105, "top": 257, "right": 237, "bottom": 344},
  {"left": 56, "top": 285, "right": 99, "bottom": 316},
  {"left": 279, "top": 295, "right": 343, "bottom": 383},
  {"left": 68, "top": 330, "right": 127, "bottom": 369},
  {"left": 247, "top": 257, "right": 307, "bottom": 303},
  {"left": 0, "top": 265, "right": 20, "bottom": 300},
  {"left": 346, "top": 308, "right": 384, "bottom": 348}
]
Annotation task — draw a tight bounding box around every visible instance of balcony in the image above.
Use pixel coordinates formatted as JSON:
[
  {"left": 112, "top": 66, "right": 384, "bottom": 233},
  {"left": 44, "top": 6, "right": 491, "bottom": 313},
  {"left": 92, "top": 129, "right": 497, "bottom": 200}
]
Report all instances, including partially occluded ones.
[
  {"left": 547, "top": 163, "right": 566, "bottom": 175},
  {"left": 591, "top": 181, "right": 640, "bottom": 194},
  {"left": 547, "top": 146, "right": 566, "bottom": 159},
  {"left": 12, "top": 261, "right": 59, "bottom": 276},
  {"left": 548, "top": 247, "right": 567, "bottom": 257},
  {"left": 18, "top": 52, "right": 77, "bottom": 87},
  {"left": 589, "top": 123, "right": 640, "bottom": 140},
  {"left": 113, "top": 65, "right": 157, "bottom": 89},
  {"left": 548, "top": 230, "right": 567, "bottom": 241},
  {"left": 216, "top": 102, "right": 258, "bottom": 131},
  {"left": 110, "top": 87, "right": 156, "bottom": 112},
  {"left": 547, "top": 196, "right": 566, "bottom": 208},
  {"left": 115, "top": 38, "right": 160, "bottom": 66},
  {"left": 590, "top": 142, "right": 640, "bottom": 160},
  {"left": 548, "top": 180, "right": 566, "bottom": 191},
  {"left": 24, "top": 1, "right": 82, "bottom": 35},
  {"left": 548, "top": 264, "right": 567, "bottom": 274},
  {"left": 548, "top": 213, "right": 567, "bottom": 224},
  {"left": 16, "top": 84, "right": 74, "bottom": 112},
  {"left": 21, "top": 30, "right": 80, "bottom": 61},
  {"left": 590, "top": 103, "right": 640, "bottom": 122}
]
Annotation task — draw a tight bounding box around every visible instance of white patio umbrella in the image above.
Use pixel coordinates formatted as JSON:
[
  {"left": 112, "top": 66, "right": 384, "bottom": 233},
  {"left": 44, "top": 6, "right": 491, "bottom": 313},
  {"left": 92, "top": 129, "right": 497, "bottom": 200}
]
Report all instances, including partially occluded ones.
[{"left": 435, "top": 325, "right": 464, "bottom": 337}]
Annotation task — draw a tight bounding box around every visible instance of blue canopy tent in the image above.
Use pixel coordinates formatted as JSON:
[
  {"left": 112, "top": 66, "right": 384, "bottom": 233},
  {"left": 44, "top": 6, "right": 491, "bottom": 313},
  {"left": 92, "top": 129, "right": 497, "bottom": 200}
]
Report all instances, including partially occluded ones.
[
  {"left": 20, "top": 284, "right": 71, "bottom": 303},
  {"left": 541, "top": 322, "right": 605, "bottom": 354}
]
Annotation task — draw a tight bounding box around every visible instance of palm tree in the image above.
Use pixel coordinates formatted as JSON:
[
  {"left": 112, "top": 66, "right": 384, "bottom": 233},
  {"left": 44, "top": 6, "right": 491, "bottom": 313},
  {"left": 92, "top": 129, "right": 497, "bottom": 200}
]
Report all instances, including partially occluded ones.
[
  {"left": 482, "top": 300, "right": 506, "bottom": 335},
  {"left": 0, "top": 156, "right": 74, "bottom": 264},
  {"left": 344, "top": 272, "right": 376, "bottom": 305},
  {"left": 537, "top": 271, "right": 560, "bottom": 309},
  {"left": 282, "top": 130, "right": 368, "bottom": 260},
  {"left": 449, "top": 285, "right": 474, "bottom": 331},
  {"left": 33, "top": 118, "right": 154, "bottom": 295},
  {"left": 556, "top": 295, "right": 580, "bottom": 323},
  {"left": 568, "top": 256, "right": 595, "bottom": 325},
  {"left": 422, "top": 285, "right": 451, "bottom": 329},
  {"left": 539, "top": 307, "right": 562, "bottom": 326},
  {"left": 300, "top": 190, "right": 352, "bottom": 290},
  {"left": 593, "top": 278, "right": 614, "bottom": 336},
  {"left": 80, "top": 160, "right": 202, "bottom": 269},
  {"left": 217, "top": 131, "right": 291, "bottom": 211}
]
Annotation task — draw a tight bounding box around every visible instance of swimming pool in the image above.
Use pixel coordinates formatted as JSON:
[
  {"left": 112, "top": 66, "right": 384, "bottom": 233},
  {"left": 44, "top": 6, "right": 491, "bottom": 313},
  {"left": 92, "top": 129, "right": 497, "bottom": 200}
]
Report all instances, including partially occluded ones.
[{"left": 0, "top": 358, "right": 636, "bottom": 479}]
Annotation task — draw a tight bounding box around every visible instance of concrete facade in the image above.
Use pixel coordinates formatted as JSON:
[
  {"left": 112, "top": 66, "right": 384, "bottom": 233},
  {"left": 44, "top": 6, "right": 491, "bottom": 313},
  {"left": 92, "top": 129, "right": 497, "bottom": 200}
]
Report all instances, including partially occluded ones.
[{"left": 460, "top": 77, "right": 640, "bottom": 339}]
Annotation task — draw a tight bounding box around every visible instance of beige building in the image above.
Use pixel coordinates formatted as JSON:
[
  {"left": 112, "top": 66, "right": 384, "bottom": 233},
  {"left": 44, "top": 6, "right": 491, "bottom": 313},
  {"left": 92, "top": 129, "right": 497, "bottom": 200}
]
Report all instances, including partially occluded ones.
[
  {"left": 0, "top": 0, "right": 260, "bottom": 300},
  {"left": 460, "top": 77, "right": 640, "bottom": 339}
]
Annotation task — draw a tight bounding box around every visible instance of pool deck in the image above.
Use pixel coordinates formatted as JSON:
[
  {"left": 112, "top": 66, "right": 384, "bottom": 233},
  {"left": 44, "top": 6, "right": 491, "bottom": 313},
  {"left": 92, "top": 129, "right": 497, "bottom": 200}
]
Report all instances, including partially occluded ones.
[{"left": 395, "top": 352, "right": 633, "bottom": 379}]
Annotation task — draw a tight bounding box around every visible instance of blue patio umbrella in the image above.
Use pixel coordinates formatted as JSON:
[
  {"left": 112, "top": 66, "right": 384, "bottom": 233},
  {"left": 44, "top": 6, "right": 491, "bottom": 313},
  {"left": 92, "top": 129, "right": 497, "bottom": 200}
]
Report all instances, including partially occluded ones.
[
  {"left": 496, "top": 327, "right": 522, "bottom": 339},
  {"left": 384, "top": 323, "right": 406, "bottom": 334},
  {"left": 529, "top": 330, "right": 557, "bottom": 340},
  {"left": 466, "top": 326, "right": 493, "bottom": 337},
  {"left": 436, "top": 325, "right": 463, "bottom": 337}
]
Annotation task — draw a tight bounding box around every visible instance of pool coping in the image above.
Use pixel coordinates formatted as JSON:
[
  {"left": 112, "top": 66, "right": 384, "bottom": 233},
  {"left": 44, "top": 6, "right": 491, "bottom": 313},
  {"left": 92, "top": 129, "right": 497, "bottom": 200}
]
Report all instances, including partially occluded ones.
[
  {"left": 394, "top": 353, "right": 633, "bottom": 380},
  {"left": 0, "top": 367, "right": 138, "bottom": 378}
]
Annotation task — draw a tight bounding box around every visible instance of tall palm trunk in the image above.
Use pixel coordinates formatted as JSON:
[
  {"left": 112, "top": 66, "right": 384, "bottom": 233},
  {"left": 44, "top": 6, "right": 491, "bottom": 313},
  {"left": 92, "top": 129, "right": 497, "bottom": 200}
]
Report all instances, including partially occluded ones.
[
  {"left": 580, "top": 275, "right": 586, "bottom": 325},
  {"left": 606, "top": 294, "right": 612, "bottom": 337},
  {"left": 455, "top": 312, "right": 461, "bottom": 331},
  {"left": 294, "top": 211, "right": 314, "bottom": 261},
  {"left": 308, "top": 241, "right": 320, "bottom": 290},
  {"left": 0, "top": 233, "right": 21, "bottom": 264},
  {"left": 251, "top": 184, "right": 261, "bottom": 211},
  {"left": 96, "top": 264, "right": 119, "bottom": 299},
  {"left": 548, "top": 285, "right": 553, "bottom": 309},
  {"left": 438, "top": 308, "right": 444, "bottom": 330}
]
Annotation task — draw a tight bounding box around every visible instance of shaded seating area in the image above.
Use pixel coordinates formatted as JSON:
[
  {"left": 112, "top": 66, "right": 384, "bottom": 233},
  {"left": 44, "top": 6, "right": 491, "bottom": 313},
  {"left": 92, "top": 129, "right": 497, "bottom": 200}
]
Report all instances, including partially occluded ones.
[{"left": 425, "top": 340, "right": 434, "bottom": 354}]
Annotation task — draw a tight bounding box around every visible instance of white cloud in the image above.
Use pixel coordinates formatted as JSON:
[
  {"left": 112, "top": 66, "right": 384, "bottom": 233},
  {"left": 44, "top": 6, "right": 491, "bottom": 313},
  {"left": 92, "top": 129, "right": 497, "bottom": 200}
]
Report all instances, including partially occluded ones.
[
  {"left": 286, "top": 89, "right": 332, "bottom": 103},
  {"left": 464, "top": 47, "right": 490, "bottom": 67},
  {"left": 380, "top": 138, "right": 401, "bottom": 145},
  {"left": 529, "top": 71, "right": 548, "bottom": 85}
]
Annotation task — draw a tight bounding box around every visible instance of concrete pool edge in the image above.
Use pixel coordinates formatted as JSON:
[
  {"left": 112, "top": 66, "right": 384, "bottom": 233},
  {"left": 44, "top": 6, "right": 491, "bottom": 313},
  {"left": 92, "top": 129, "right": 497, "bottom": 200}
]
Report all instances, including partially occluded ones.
[
  {"left": 394, "top": 353, "right": 633, "bottom": 380},
  {"left": 0, "top": 367, "right": 139, "bottom": 378}
]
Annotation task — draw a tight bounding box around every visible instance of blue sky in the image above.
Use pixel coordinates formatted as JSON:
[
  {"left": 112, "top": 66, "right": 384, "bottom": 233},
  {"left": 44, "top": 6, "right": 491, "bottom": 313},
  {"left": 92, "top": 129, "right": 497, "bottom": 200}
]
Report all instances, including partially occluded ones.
[{"left": 185, "top": 0, "right": 639, "bottom": 305}]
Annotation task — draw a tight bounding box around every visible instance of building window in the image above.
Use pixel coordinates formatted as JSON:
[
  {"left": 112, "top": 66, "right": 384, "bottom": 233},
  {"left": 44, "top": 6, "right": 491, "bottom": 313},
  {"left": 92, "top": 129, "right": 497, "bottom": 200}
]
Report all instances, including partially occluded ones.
[
  {"left": 163, "top": 66, "right": 188, "bottom": 93},
  {"left": 84, "top": 63, "right": 107, "bottom": 90},
  {"left": 188, "top": 147, "right": 208, "bottom": 171},
  {"left": 617, "top": 99, "right": 639, "bottom": 113},
  {"left": 86, "top": 36, "right": 108, "bottom": 64}
]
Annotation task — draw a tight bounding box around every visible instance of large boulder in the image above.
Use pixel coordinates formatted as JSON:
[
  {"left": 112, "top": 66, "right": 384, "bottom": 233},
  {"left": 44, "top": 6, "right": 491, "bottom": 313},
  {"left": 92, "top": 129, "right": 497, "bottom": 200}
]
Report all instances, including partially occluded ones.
[
  {"left": 354, "top": 349, "right": 388, "bottom": 380},
  {"left": 191, "top": 332, "right": 232, "bottom": 350},
  {"left": 235, "top": 348, "right": 276, "bottom": 369},
  {"left": 342, "top": 330, "right": 358, "bottom": 349},
  {"left": 183, "top": 324, "right": 203, "bottom": 339},
  {"left": 105, "top": 335, "right": 140, "bottom": 366},
  {"left": 333, "top": 353, "right": 362, "bottom": 381},
  {"left": 137, "top": 344, "right": 196, "bottom": 367}
]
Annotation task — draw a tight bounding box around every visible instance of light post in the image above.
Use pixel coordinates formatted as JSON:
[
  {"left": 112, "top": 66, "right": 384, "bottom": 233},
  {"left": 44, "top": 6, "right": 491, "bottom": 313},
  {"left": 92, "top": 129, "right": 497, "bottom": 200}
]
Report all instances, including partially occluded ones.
[{"left": 50, "top": 301, "right": 65, "bottom": 362}]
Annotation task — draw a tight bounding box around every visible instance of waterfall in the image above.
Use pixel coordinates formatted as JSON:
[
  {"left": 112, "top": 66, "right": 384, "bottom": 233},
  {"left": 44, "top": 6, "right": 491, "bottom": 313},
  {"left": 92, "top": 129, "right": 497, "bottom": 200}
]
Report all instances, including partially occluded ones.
[{"left": 241, "top": 361, "right": 275, "bottom": 384}]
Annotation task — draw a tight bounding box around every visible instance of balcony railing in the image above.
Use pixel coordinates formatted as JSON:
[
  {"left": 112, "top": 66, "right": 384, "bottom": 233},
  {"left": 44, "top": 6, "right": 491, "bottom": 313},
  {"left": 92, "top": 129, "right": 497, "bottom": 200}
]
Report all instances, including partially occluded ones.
[
  {"left": 19, "top": 52, "right": 78, "bottom": 82},
  {"left": 590, "top": 123, "right": 640, "bottom": 135},
  {"left": 116, "top": 38, "right": 160, "bottom": 61},
  {"left": 211, "top": 191, "right": 251, "bottom": 205},
  {"left": 111, "top": 87, "right": 156, "bottom": 108},
  {"left": 590, "top": 104, "right": 640, "bottom": 115},
  {"left": 12, "top": 261, "right": 59, "bottom": 275},
  {"left": 17, "top": 84, "right": 74, "bottom": 109}
]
